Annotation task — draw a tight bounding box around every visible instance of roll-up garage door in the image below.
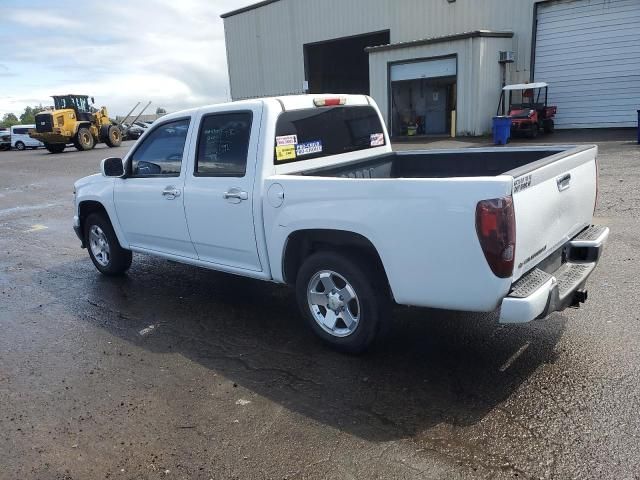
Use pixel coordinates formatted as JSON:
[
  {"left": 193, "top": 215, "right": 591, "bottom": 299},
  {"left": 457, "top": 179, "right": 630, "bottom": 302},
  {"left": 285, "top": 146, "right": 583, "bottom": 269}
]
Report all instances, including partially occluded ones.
[
  {"left": 390, "top": 57, "right": 457, "bottom": 82},
  {"left": 535, "top": 0, "right": 640, "bottom": 128}
]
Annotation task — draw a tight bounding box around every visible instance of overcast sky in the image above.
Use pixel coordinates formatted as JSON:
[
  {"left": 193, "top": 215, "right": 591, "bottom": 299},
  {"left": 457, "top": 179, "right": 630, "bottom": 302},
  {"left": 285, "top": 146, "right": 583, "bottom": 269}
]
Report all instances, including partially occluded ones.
[{"left": 0, "top": 0, "right": 255, "bottom": 117}]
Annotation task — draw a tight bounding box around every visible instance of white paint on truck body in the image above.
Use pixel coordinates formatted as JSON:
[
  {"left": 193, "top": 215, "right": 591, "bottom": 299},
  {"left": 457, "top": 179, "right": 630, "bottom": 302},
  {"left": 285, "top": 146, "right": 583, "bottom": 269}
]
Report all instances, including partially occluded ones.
[{"left": 73, "top": 94, "right": 602, "bottom": 321}]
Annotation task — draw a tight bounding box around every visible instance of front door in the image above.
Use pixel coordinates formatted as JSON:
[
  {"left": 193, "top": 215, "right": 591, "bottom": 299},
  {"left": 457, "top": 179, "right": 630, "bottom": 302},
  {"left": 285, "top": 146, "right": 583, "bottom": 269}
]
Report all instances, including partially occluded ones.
[
  {"left": 425, "top": 86, "right": 447, "bottom": 134},
  {"left": 114, "top": 117, "right": 197, "bottom": 258},
  {"left": 183, "top": 108, "right": 262, "bottom": 271}
]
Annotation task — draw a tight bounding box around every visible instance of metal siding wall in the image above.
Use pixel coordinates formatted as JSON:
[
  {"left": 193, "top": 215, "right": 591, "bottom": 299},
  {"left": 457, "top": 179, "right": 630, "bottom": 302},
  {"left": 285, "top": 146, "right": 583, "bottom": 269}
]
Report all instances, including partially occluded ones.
[
  {"left": 535, "top": 0, "right": 640, "bottom": 128},
  {"left": 476, "top": 37, "right": 515, "bottom": 134},
  {"left": 224, "top": 0, "right": 539, "bottom": 101}
]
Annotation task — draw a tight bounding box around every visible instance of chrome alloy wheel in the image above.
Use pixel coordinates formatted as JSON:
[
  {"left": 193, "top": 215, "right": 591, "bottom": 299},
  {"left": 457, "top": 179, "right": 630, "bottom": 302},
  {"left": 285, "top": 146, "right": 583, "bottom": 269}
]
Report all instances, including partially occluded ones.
[
  {"left": 307, "top": 270, "right": 360, "bottom": 337},
  {"left": 89, "top": 225, "right": 110, "bottom": 267}
]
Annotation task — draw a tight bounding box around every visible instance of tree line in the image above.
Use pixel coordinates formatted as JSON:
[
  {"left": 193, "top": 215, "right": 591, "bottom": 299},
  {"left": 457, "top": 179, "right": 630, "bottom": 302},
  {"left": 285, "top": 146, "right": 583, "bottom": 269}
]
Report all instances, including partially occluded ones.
[
  {"left": 2, "top": 105, "right": 168, "bottom": 129},
  {"left": 1, "top": 105, "right": 46, "bottom": 128}
]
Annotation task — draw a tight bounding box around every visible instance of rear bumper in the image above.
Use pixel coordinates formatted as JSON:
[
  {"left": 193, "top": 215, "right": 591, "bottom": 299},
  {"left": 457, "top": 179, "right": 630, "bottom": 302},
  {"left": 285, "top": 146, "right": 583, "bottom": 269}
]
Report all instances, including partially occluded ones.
[{"left": 499, "top": 225, "right": 609, "bottom": 323}]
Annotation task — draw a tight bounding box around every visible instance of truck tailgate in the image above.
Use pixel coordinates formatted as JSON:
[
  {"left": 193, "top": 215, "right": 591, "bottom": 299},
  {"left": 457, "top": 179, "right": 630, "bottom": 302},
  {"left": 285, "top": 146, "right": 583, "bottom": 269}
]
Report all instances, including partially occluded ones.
[{"left": 511, "top": 145, "right": 598, "bottom": 281}]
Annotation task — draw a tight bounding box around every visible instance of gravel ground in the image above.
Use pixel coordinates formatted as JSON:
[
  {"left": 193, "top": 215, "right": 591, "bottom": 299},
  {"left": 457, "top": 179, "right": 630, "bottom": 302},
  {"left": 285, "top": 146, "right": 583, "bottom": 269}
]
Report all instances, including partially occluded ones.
[{"left": 1, "top": 132, "right": 639, "bottom": 480}]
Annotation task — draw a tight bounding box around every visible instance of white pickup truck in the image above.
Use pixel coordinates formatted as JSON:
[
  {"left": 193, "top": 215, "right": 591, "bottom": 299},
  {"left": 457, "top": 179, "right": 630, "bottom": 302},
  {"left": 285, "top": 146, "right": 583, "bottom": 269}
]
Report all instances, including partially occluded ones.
[{"left": 73, "top": 94, "right": 608, "bottom": 352}]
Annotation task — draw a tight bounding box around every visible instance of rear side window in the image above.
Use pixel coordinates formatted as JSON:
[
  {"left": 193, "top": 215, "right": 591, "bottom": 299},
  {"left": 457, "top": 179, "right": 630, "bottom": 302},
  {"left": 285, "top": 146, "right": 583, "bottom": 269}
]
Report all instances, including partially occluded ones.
[
  {"left": 274, "top": 106, "right": 385, "bottom": 164},
  {"left": 195, "top": 112, "right": 252, "bottom": 177},
  {"left": 13, "top": 128, "right": 28, "bottom": 135}
]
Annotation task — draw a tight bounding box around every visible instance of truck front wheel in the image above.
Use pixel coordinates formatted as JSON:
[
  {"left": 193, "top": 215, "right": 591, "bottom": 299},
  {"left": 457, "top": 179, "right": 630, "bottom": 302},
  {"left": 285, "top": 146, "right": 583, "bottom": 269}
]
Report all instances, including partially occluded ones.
[
  {"left": 84, "top": 213, "right": 132, "bottom": 276},
  {"left": 74, "top": 127, "right": 96, "bottom": 151},
  {"left": 296, "top": 251, "right": 390, "bottom": 354}
]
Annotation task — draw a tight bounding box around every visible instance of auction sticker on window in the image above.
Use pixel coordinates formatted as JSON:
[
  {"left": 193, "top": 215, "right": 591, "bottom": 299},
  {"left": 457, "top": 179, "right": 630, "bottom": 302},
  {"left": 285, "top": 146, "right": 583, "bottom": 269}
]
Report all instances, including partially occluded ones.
[
  {"left": 276, "top": 135, "right": 298, "bottom": 146},
  {"left": 275, "top": 145, "right": 296, "bottom": 162},
  {"left": 370, "top": 133, "right": 384, "bottom": 147},
  {"left": 296, "top": 141, "right": 323, "bottom": 157}
]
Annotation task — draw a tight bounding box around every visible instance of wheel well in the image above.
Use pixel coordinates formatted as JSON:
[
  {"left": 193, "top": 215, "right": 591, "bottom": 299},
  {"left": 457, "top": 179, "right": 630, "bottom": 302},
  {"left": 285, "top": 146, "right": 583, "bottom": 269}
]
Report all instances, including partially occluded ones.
[
  {"left": 75, "top": 122, "right": 92, "bottom": 135},
  {"left": 78, "top": 201, "right": 108, "bottom": 233},
  {"left": 283, "top": 229, "right": 390, "bottom": 291}
]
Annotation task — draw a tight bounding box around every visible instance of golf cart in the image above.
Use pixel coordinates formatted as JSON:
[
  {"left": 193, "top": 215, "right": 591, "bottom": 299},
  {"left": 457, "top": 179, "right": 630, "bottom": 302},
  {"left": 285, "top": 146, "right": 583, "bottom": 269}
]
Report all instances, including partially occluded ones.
[{"left": 497, "top": 82, "right": 557, "bottom": 138}]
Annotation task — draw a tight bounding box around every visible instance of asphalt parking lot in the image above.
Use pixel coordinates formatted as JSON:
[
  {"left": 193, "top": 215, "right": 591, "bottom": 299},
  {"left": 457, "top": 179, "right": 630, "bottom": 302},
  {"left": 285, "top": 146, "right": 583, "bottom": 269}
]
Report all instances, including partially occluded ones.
[{"left": 1, "top": 133, "right": 639, "bottom": 480}]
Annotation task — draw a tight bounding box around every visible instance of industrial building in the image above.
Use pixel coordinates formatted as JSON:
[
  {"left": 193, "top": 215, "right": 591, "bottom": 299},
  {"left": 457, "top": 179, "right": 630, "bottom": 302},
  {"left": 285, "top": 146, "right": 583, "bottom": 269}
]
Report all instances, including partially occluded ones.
[{"left": 222, "top": 0, "right": 640, "bottom": 137}]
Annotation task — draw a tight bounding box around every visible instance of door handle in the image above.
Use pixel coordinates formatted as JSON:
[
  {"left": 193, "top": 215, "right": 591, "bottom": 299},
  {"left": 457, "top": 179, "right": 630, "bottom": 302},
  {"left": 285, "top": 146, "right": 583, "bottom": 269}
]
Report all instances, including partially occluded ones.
[
  {"left": 162, "top": 187, "right": 181, "bottom": 200},
  {"left": 557, "top": 173, "right": 571, "bottom": 192},
  {"left": 223, "top": 188, "right": 249, "bottom": 202}
]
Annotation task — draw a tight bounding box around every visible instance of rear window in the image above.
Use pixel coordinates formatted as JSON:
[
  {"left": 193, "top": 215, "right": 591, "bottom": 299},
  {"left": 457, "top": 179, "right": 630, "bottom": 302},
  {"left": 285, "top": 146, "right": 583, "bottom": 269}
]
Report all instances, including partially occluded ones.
[{"left": 274, "top": 106, "right": 385, "bottom": 164}]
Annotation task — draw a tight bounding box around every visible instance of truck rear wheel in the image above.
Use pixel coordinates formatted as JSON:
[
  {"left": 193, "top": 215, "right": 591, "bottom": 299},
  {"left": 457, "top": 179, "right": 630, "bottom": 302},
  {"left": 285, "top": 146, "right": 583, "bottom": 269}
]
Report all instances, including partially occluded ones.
[
  {"left": 45, "top": 143, "right": 66, "bottom": 154},
  {"left": 295, "top": 251, "right": 390, "bottom": 354},
  {"left": 74, "top": 127, "right": 95, "bottom": 151},
  {"left": 84, "top": 213, "right": 132, "bottom": 276},
  {"left": 101, "top": 125, "right": 122, "bottom": 147}
]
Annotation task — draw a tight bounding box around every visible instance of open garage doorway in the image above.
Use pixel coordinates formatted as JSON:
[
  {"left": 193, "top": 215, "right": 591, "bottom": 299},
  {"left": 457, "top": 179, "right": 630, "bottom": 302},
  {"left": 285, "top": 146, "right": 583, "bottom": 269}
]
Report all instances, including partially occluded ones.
[
  {"left": 304, "top": 31, "right": 390, "bottom": 95},
  {"left": 389, "top": 56, "right": 457, "bottom": 138}
]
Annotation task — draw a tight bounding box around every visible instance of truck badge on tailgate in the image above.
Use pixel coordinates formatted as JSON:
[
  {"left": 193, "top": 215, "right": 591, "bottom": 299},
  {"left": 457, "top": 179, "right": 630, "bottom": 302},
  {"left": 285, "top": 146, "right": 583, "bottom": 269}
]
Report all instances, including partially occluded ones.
[
  {"left": 518, "top": 245, "right": 547, "bottom": 269},
  {"left": 513, "top": 174, "right": 532, "bottom": 193}
]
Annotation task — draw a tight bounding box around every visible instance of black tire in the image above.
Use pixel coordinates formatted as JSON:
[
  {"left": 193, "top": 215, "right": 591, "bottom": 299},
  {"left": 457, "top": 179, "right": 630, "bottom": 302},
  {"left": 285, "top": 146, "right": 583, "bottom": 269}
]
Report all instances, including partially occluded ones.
[
  {"left": 15, "top": 141, "right": 25, "bottom": 151},
  {"left": 527, "top": 125, "right": 538, "bottom": 139},
  {"left": 544, "top": 119, "right": 555, "bottom": 134},
  {"left": 295, "top": 251, "right": 390, "bottom": 354},
  {"left": 84, "top": 212, "right": 132, "bottom": 276},
  {"left": 73, "top": 127, "right": 95, "bottom": 151},
  {"left": 103, "top": 125, "right": 123, "bottom": 147},
  {"left": 45, "top": 143, "right": 66, "bottom": 154}
]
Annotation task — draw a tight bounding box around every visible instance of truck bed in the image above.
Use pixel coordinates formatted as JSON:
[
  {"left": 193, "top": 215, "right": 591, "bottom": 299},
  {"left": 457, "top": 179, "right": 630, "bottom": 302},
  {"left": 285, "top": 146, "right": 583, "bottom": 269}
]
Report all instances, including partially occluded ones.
[
  {"left": 301, "top": 147, "right": 577, "bottom": 179},
  {"left": 268, "top": 144, "right": 598, "bottom": 310}
]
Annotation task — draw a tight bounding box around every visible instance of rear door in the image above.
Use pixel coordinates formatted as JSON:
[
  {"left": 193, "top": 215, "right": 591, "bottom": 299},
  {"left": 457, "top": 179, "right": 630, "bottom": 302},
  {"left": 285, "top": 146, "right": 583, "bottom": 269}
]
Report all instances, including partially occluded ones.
[
  {"left": 511, "top": 146, "right": 597, "bottom": 280},
  {"left": 182, "top": 105, "right": 263, "bottom": 271}
]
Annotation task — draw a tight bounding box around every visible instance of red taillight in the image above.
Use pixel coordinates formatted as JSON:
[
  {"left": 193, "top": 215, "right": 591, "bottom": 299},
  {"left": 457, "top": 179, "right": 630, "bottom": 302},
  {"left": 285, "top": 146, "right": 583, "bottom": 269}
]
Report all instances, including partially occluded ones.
[
  {"left": 475, "top": 196, "right": 516, "bottom": 278},
  {"left": 313, "top": 97, "right": 346, "bottom": 107}
]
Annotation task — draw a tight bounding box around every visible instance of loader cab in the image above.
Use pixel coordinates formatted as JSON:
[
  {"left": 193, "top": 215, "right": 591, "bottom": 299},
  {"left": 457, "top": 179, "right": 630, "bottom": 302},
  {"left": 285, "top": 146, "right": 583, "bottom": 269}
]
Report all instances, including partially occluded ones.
[{"left": 53, "top": 95, "right": 93, "bottom": 122}]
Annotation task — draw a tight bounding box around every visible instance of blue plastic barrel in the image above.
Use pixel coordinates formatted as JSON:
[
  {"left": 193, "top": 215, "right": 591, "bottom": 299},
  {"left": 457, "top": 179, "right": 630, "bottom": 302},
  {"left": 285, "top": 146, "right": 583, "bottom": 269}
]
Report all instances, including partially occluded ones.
[{"left": 492, "top": 116, "right": 512, "bottom": 145}]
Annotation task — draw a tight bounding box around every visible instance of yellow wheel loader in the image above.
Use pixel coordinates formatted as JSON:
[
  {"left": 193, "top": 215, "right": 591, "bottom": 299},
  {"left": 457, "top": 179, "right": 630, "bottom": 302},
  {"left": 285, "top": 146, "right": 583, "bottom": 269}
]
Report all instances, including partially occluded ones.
[{"left": 29, "top": 94, "right": 122, "bottom": 154}]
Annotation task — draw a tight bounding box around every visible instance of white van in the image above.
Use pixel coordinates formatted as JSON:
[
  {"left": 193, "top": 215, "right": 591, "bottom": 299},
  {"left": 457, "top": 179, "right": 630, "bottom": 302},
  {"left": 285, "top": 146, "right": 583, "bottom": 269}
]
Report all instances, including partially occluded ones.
[{"left": 11, "top": 125, "right": 44, "bottom": 150}]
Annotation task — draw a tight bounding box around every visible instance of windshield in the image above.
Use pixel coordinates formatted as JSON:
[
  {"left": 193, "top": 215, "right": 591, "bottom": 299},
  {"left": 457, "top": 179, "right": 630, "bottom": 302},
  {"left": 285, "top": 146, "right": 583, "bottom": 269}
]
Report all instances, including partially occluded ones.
[
  {"left": 509, "top": 89, "right": 545, "bottom": 110},
  {"left": 54, "top": 96, "right": 90, "bottom": 112}
]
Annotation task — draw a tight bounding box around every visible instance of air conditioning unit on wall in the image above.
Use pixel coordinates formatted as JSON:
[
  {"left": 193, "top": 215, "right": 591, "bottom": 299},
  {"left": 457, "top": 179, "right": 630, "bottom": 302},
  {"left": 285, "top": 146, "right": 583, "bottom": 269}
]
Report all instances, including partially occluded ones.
[{"left": 499, "top": 51, "right": 515, "bottom": 64}]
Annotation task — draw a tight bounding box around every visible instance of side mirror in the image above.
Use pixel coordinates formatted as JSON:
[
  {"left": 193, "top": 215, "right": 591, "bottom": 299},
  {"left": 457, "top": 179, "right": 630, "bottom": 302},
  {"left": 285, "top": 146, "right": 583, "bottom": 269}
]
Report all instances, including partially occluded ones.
[
  {"left": 101, "top": 157, "right": 125, "bottom": 178},
  {"left": 91, "top": 97, "right": 95, "bottom": 104}
]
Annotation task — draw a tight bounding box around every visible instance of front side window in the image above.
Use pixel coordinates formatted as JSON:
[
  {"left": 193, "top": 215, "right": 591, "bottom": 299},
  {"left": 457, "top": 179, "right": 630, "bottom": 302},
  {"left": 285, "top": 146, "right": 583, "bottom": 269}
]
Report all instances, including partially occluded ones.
[
  {"left": 72, "top": 96, "right": 89, "bottom": 112},
  {"left": 130, "top": 118, "right": 190, "bottom": 177},
  {"left": 195, "top": 112, "right": 252, "bottom": 177},
  {"left": 273, "top": 105, "right": 385, "bottom": 164}
]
